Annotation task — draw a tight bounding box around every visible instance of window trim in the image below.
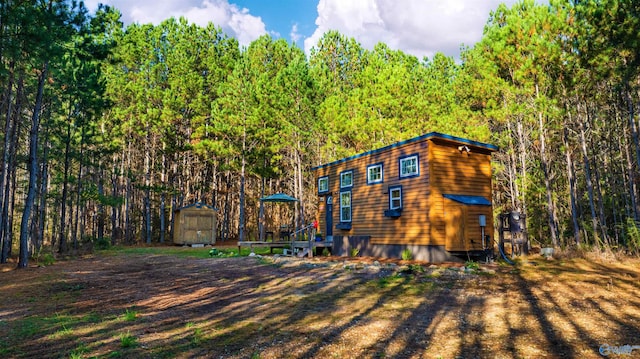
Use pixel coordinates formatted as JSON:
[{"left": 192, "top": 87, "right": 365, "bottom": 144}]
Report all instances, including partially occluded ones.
[
  {"left": 399, "top": 154, "right": 419, "bottom": 179},
  {"left": 389, "top": 186, "right": 403, "bottom": 210},
  {"left": 339, "top": 190, "right": 352, "bottom": 223},
  {"left": 366, "top": 163, "right": 384, "bottom": 185},
  {"left": 340, "top": 170, "right": 353, "bottom": 189},
  {"left": 318, "top": 176, "right": 329, "bottom": 194}
]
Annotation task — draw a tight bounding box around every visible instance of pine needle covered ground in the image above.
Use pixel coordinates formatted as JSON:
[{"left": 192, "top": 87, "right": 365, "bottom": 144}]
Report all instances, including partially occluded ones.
[{"left": 0, "top": 247, "right": 638, "bottom": 358}]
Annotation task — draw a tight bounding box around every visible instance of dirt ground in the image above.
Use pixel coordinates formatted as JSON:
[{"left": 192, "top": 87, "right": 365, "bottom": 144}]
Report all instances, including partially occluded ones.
[{"left": 0, "top": 246, "right": 639, "bottom": 359}]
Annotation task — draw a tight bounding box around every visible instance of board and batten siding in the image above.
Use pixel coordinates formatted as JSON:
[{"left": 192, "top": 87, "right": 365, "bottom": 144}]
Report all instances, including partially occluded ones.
[
  {"left": 428, "top": 138, "right": 494, "bottom": 251},
  {"left": 315, "top": 139, "right": 432, "bottom": 246}
]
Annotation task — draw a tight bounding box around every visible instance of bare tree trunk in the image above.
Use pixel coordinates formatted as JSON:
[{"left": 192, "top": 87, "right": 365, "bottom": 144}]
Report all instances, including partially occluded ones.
[
  {"left": 58, "top": 119, "right": 73, "bottom": 253},
  {"left": 222, "top": 171, "right": 231, "bottom": 242},
  {"left": 73, "top": 127, "right": 85, "bottom": 249},
  {"left": 0, "top": 62, "right": 15, "bottom": 262},
  {"left": 169, "top": 159, "right": 178, "bottom": 242},
  {"left": 37, "top": 129, "right": 50, "bottom": 251},
  {"left": 0, "top": 64, "right": 17, "bottom": 263},
  {"left": 97, "top": 163, "right": 105, "bottom": 244},
  {"left": 144, "top": 130, "right": 151, "bottom": 244},
  {"left": 296, "top": 140, "right": 305, "bottom": 230},
  {"left": 516, "top": 118, "right": 528, "bottom": 213},
  {"left": 18, "top": 61, "right": 47, "bottom": 268},
  {"left": 159, "top": 144, "right": 166, "bottom": 243},
  {"left": 625, "top": 83, "right": 640, "bottom": 220},
  {"left": 258, "top": 173, "right": 265, "bottom": 241},
  {"left": 537, "top": 85, "right": 558, "bottom": 247},
  {"left": 125, "top": 142, "right": 132, "bottom": 243},
  {"left": 239, "top": 129, "right": 246, "bottom": 242},
  {"left": 110, "top": 155, "right": 118, "bottom": 245},
  {"left": 563, "top": 126, "right": 580, "bottom": 245},
  {"left": 506, "top": 122, "right": 519, "bottom": 210}
]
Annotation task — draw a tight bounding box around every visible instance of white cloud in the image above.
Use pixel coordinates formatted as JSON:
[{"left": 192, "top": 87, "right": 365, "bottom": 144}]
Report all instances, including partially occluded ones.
[
  {"left": 290, "top": 23, "right": 301, "bottom": 44},
  {"left": 83, "top": 0, "right": 266, "bottom": 48},
  {"left": 303, "top": 0, "right": 517, "bottom": 60}
]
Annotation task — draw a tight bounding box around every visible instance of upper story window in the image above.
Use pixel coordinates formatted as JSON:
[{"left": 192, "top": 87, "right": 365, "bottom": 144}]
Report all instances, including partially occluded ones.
[
  {"left": 399, "top": 154, "right": 419, "bottom": 178},
  {"left": 367, "top": 163, "right": 383, "bottom": 184},
  {"left": 318, "top": 176, "right": 329, "bottom": 194},
  {"left": 340, "top": 170, "right": 353, "bottom": 188}
]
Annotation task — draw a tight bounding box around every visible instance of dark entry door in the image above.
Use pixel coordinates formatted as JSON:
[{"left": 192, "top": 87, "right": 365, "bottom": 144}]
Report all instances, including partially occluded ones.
[{"left": 325, "top": 196, "right": 333, "bottom": 241}]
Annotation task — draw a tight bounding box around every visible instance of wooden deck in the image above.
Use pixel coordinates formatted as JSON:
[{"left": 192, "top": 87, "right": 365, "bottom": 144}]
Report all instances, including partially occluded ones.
[{"left": 237, "top": 240, "right": 333, "bottom": 257}]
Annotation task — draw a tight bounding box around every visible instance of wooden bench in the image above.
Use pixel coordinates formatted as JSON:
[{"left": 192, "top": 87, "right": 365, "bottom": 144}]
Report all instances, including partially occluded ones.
[{"left": 237, "top": 241, "right": 290, "bottom": 254}]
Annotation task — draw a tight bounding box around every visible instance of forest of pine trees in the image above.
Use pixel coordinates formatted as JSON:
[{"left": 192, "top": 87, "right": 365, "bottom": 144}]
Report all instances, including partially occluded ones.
[{"left": 1, "top": 0, "right": 639, "bottom": 267}]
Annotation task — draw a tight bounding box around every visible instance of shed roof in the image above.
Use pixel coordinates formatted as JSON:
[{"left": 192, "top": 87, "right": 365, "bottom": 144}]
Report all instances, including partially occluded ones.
[
  {"left": 311, "top": 132, "right": 498, "bottom": 171},
  {"left": 443, "top": 194, "right": 492, "bottom": 206},
  {"left": 175, "top": 202, "right": 217, "bottom": 211}
]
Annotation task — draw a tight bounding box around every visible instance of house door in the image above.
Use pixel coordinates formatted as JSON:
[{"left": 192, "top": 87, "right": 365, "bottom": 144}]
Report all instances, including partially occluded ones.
[
  {"left": 445, "top": 203, "right": 467, "bottom": 251},
  {"left": 325, "top": 196, "right": 333, "bottom": 241}
]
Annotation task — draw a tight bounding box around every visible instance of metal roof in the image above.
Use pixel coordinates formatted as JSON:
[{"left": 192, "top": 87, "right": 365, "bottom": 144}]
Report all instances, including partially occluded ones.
[
  {"left": 311, "top": 132, "right": 498, "bottom": 171},
  {"left": 443, "top": 194, "right": 492, "bottom": 206}
]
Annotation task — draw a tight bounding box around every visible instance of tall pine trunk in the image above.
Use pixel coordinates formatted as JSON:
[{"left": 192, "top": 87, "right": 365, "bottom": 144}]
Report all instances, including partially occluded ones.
[
  {"left": 238, "top": 126, "right": 246, "bottom": 242},
  {"left": 537, "top": 85, "right": 559, "bottom": 247},
  {"left": 159, "top": 145, "right": 166, "bottom": 243},
  {"left": 0, "top": 62, "right": 15, "bottom": 262},
  {"left": 579, "top": 116, "right": 599, "bottom": 246},
  {"left": 625, "top": 83, "right": 640, "bottom": 220},
  {"left": 563, "top": 126, "right": 580, "bottom": 245},
  {"left": 58, "top": 120, "right": 72, "bottom": 253},
  {"left": 18, "top": 62, "right": 47, "bottom": 268},
  {"left": 0, "top": 64, "right": 16, "bottom": 263},
  {"left": 72, "top": 127, "right": 85, "bottom": 249},
  {"left": 144, "top": 130, "right": 152, "bottom": 244}
]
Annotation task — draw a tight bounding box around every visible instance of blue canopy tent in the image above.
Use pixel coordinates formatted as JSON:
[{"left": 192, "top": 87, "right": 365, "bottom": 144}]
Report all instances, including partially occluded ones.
[
  {"left": 260, "top": 193, "right": 299, "bottom": 203},
  {"left": 259, "top": 193, "right": 299, "bottom": 241}
]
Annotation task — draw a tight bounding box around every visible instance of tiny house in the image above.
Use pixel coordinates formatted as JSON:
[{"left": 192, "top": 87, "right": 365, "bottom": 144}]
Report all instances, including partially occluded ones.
[
  {"left": 173, "top": 202, "right": 217, "bottom": 245},
  {"left": 312, "top": 132, "right": 498, "bottom": 262}
]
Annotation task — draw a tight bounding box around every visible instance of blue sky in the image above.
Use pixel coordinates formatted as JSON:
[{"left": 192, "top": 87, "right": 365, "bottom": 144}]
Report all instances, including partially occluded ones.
[
  {"left": 231, "top": 0, "right": 318, "bottom": 43},
  {"left": 84, "top": 0, "right": 520, "bottom": 60}
]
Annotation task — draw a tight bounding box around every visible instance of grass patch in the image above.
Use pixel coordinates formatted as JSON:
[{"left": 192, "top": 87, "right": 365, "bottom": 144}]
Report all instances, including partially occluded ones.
[
  {"left": 120, "top": 331, "right": 138, "bottom": 348},
  {"left": 101, "top": 245, "right": 282, "bottom": 259},
  {"left": 191, "top": 327, "right": 204, "bottom": 345},
  {"left": 122, "top": 308, "right": 138, "bottom": 322},
  {"left": 373, "top": 273, "right": 407, "bottom": 289},
  {"left": 102, "top": 246, "right": 213, "bottom": 258},
  {"left": 48, "top": 325, "right": 73, "bottom": 339},
  {"left": 69, "top": 342, "right": 90, "bottom": 358},
  {"left": 15, "top": 317, "right": 44, "bottom": 338},
  {"left": 82, "top": 312, "right": 102, "bottom": 323}
]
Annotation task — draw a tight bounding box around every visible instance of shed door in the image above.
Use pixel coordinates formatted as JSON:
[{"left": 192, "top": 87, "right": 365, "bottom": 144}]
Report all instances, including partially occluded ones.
[
  {"left": 445, "top": 203, "right": 467, "bottom": 251},
  {"left": 183, "top": 213, "right": 215, "bottom": 244}
]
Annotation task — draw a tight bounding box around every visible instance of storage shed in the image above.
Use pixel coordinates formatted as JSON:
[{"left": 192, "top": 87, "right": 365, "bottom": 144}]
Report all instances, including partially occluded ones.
[
  {"left": 312, "top": 132, "right": 498, "bottom": 262},
  {"left": 173, "top": 202, "right": 217, "bottom": 245}
]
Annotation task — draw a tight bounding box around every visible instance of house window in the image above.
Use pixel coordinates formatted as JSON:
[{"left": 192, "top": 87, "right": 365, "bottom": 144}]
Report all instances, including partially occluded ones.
[
  {"left": 318, "top": 176, "right": 329, "bottom": 194},
  {"left": 340, "top": 170, "right": 353, "bottom": 188},
  {"left": 367, "top": 163, "right": 383, "bottom": 184},
  {"left": 389, "top": 186, "right": 402, "bottom": 210},
  {"left": 340, "top": 191, "right": 351, "bottom": 222},
  {"left": 399, "top": 154, "right": 419, "bottom": 178}
]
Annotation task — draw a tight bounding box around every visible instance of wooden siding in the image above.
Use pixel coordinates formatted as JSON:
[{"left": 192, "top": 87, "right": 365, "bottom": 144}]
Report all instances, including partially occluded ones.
[
  {"left": 314, "top": 134, "right": 495, "bottom": 251},
  {"left": 315, "top": 140, "right": 432, "bottom": 245},
  {"left": 428, "top": 139, "right": 494, "bottom": 249}
]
